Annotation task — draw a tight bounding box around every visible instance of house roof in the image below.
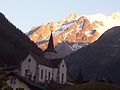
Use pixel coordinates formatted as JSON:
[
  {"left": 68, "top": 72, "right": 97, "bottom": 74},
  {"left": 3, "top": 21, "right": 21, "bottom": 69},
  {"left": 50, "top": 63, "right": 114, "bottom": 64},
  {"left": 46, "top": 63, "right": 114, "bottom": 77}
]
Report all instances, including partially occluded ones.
[
  {"left": 44, "top": 33, "right": 57, "bottom": 53},
  {"left": 1, "top": 65, "right": 19, "bottom": 71},
  {"left": 6, "top": 72, "right": 45, "bottom": 90},
  {"left": 30, "top": 53, "right": 63, "bottom": 68}
]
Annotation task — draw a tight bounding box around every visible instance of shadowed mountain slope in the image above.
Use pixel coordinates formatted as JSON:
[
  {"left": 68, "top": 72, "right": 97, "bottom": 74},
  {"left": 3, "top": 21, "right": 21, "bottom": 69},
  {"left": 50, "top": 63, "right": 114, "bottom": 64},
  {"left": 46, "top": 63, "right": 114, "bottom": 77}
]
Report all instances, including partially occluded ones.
[
  {"left": 65, "top": 26, "right": 120, "bottom": 84},
  {"left": 0, "top": 12, "right": 43, "bottom": 67}
]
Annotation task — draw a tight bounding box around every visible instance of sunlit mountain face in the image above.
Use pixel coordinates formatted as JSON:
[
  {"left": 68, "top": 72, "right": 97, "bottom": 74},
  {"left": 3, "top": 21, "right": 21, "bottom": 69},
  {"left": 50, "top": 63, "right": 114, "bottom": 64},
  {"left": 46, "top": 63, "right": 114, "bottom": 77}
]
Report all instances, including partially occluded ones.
[{"left": 28, "top": 12, "right": 120, "bottom": 58}]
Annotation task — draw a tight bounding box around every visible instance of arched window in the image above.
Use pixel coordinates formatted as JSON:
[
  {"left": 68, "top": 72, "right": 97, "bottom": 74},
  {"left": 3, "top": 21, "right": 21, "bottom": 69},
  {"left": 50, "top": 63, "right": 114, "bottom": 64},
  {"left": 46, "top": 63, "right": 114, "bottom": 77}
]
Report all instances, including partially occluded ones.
[
  {"left": 33, "top": 75, "right": 36, "bottom": 81},
  {"left": 48, "top": 72, "right": 51, "bottom": 81},
  {"left": 28, "top": 59, "right": 31, "bottom": 63},
  {"left": 41, "top": 70, "right": 43, "bottom": 79},
  {"left": 62, "top": 73, "right": 64, "bottom": 83},
  {"left": 45, "top": 70, "right": 47, "bottom": 80}
]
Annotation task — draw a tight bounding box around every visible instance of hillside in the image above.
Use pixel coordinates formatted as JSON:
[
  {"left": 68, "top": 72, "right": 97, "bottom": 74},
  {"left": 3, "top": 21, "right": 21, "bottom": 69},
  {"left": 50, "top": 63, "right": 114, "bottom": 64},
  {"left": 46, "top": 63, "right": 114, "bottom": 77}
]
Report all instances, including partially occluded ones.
[
  {"left": 58, "top": 82, "right": 120, "bottom": 90},
  {"left": 65, "top": 26, "right": 120, "bottom": 84},
  {"left": 0, "top": 12, "right": 43, "bottom": 67}
]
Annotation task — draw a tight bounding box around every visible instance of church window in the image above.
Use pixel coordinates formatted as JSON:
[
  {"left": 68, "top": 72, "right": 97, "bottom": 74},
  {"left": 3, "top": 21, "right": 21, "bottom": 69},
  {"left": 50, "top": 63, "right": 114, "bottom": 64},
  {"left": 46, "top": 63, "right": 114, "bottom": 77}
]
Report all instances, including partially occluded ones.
[
  {"left": 28, "top": 59, "right": 31, "bottom": 63},
  {"left": 62, "top": 73, "right": 64, "bottom": 83},
  {"left": 45, "top": 70, "right": 47, "bottom": 80},
  {"left": 62, "top": 64, "right": 64, "bottom": 67},
  {"left": 33, "top": 75, "right": 36, "bottom": 81},
  {"left": 48, "top": 72, "right": 51, "bottom": 80},
  {"left": 41, "top": 70, "right": 43, "bottom": 79}
]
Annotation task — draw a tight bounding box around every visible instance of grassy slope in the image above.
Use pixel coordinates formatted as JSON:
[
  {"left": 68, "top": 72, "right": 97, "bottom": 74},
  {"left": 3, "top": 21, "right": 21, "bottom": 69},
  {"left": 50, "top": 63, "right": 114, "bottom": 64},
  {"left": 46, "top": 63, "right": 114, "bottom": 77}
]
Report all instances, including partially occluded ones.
[{"left": 58, "top": 82, "right": 120, "bottom": 90}]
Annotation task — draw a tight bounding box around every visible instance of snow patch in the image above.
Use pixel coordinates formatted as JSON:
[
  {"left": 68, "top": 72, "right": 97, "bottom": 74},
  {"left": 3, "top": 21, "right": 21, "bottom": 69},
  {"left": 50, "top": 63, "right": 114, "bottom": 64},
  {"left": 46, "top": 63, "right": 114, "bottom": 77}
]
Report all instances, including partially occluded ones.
[
  {"left": 79, "top": 19, "right": 86, "bottom": 30},
  {"left": 86, "top": 12, "right": 120, "bottom": 35},
  {"left": 54, "top": 20, "right": 75, "bottom": 36}
]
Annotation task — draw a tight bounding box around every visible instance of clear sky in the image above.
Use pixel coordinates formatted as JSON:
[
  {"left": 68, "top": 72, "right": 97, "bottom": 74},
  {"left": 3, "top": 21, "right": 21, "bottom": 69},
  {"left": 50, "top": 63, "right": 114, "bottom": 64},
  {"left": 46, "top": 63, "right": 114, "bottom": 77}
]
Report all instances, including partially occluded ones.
[{"left": 0, "top": 0, "right": 120, "bottom": 33}]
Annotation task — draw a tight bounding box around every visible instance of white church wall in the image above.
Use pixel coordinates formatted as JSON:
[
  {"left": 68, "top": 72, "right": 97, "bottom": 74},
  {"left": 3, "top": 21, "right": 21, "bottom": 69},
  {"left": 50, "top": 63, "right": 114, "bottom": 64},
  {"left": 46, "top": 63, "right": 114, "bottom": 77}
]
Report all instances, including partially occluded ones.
[
  {"left": 21, "top": 54, "right": 37, "bottom": 80},
  {"left": 59, "top": 60, "right": 67, "bottom": 84},
  {"left": 38, "top": 65, "right": 53, "bottom": 83},
  {"left": 53, "top": 68, "right": 58, "bottom": 81}
]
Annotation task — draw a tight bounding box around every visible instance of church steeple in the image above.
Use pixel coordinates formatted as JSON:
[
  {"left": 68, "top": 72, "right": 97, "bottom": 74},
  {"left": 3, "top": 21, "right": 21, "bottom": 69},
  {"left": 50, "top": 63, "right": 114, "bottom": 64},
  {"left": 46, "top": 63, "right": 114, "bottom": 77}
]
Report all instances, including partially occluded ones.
[{"left": 44, "top": 32, "right": 57, "bottom": 53}]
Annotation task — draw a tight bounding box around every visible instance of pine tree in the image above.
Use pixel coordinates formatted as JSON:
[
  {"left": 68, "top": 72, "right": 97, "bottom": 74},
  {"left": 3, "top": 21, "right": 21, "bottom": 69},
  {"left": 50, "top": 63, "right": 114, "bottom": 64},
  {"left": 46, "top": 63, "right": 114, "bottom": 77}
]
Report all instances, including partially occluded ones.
[
  {"left": 0, "top": 71, "right": 12, "bottom": 90},
  {"left": 0, "top": 71, "right": 7, "bottom": 89},
  {"left": 75, "top": 69, "right": 84, "bottom": 84}
]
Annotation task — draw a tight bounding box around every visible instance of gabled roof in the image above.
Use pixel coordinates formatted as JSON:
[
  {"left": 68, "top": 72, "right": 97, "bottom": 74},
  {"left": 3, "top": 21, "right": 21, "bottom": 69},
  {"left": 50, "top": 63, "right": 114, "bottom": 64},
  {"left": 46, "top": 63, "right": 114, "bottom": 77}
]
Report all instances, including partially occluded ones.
[
  {"left": 30, "top": 52, "right": 45, "bottom": 63},
  {"left": 38, "top": 58, "right": 63, "bottom": 68},
  {"left": 6, "top": 72, "right": 45, "bottom": 90},
  {"left": 27, "top": 53, "right": 63, "bottom": 68},
  {"left": 44, "top": 33, "right": 57, "bottom": 53}
]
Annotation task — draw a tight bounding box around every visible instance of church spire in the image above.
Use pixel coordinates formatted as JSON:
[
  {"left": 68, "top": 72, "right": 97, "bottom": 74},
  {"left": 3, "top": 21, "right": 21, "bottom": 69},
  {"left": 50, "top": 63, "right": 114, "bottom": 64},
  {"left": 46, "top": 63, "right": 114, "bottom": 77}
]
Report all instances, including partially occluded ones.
[{"left": 44, "top": 32, "right": 57, "bottom": 53}]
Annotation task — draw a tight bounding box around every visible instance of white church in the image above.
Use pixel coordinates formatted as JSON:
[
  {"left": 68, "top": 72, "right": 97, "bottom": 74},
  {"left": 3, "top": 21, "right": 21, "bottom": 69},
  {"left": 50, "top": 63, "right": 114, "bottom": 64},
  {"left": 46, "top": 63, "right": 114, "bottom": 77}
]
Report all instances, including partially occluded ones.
[{"left": 21, "top": 33, "right": 67, "bottom": 84}]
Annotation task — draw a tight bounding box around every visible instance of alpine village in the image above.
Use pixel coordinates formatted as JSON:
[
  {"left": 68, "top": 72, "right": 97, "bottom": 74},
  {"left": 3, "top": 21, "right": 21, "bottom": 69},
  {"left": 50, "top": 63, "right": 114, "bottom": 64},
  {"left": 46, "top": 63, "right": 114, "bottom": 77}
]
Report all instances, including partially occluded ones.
[{"left": 1, "top": 12, "right": 120, "bottom": 90}]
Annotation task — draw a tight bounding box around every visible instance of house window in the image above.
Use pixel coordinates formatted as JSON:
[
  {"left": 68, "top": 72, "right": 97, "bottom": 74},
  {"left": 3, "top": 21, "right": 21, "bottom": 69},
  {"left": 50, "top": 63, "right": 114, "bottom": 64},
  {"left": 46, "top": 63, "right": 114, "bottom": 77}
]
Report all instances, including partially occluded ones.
[
  {"left": 41, "top": 70, "right": 43, "bottom": 79},
  {"left": 16, "top": 88, "right": 24, "bottom": 90},
  {"left": 10, "top": 77, "right": 13, "bottom": 84},
  {"left": 62, "top": 73, "right": 64, "bottom": 83},
  {"left": 10, "top": 77, "right": 16, "bottom": 84},
  {"left": 13, "top": 78, "right": 16, "bottom": 84}
]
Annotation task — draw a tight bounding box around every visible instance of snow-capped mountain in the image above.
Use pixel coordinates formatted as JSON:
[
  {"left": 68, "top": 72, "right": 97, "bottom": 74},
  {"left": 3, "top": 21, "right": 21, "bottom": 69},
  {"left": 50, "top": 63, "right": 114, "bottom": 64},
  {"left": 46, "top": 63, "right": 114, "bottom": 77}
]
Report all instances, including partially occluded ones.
[
  {"left": 28, "top": 12, "right": 120, "bottom": 58},
  {"left": 87, "top": 12, "right": 120, "bottom": 35}
]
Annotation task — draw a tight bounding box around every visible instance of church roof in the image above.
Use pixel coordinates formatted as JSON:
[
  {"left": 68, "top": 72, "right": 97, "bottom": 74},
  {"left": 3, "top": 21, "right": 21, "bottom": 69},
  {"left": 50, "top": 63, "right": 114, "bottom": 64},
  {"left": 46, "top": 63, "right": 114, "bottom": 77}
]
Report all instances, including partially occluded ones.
[
  {"left": 39, "top": 59, "right": 62, "bottom": 68},
  {"left": 30, "top": 53, "right": 63, "bottom": 68},
  {"left": 44, "top": 33, "right": 57, "bottom": 53},
  {"left": 39, "top": 58, "right": 63, "bottom": 68}
]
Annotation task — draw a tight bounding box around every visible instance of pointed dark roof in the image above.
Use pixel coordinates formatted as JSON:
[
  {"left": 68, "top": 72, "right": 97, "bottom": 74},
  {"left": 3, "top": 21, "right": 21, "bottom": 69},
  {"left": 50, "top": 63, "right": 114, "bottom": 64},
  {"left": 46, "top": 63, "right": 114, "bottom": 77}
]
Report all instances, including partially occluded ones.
[{"left": 44, "top": 33, "right": 57, "bottom": 53}]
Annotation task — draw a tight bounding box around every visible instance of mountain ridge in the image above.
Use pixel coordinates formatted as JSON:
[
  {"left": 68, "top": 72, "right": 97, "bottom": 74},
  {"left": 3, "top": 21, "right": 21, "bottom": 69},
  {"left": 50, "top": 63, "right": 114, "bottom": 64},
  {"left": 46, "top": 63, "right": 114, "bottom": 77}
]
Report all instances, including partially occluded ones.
[
  {"left": 0, "top": 12, "right": 43, "bottom": 67},
  {"left": 65, "top": 26, "right": 120, "bottom": 84},
  {"left": 28, "top": 12, "right": 120, "bottom": 58}
]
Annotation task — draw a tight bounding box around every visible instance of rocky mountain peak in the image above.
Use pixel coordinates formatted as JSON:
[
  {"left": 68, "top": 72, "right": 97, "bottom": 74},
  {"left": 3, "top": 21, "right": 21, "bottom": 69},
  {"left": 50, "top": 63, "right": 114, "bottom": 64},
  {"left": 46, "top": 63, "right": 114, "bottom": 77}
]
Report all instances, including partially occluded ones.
[{"left": 28, "top": 12, "right": 120, "bottom": 58}]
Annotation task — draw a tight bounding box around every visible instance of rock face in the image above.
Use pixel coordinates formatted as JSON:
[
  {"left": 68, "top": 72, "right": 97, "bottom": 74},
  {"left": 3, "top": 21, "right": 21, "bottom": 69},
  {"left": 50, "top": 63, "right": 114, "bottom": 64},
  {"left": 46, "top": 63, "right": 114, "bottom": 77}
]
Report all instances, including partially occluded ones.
[{"left": 28, "top": 12, "right": 120, "bottom": 58}]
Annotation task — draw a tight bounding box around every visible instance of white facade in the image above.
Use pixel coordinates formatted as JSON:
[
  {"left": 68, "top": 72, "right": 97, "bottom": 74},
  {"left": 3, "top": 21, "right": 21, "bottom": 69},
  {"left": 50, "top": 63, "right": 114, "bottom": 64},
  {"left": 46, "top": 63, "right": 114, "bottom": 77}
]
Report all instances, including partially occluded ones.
[
  {"left": 59, "top": 60, "right": 67, "bottom": 84},
  {"left": 38, "top": 65, "right": 53, "bottom": 83},
  {"left": 21, "top": 54, "right": 37, "bottom": 81},
  {"left": 6, "top": 75, "right": 30, "bottom": 90},
  {"left": 21, "top": 53, "right": 67, "bottom": 84}
]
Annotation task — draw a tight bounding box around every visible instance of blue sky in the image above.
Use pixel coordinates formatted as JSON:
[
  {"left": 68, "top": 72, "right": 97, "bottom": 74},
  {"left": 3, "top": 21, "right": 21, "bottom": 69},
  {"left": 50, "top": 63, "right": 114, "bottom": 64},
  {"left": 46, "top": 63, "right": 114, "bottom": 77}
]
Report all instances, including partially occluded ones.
[{"left": 0, "top": 0, "right": 120, "bottom": 33}]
